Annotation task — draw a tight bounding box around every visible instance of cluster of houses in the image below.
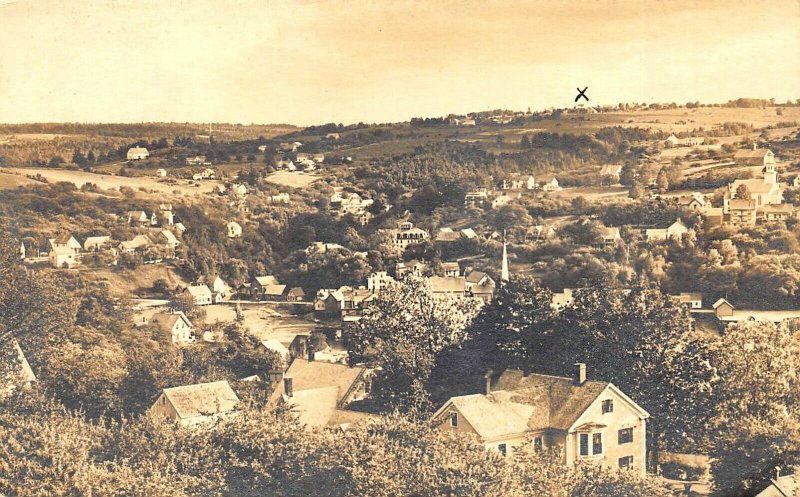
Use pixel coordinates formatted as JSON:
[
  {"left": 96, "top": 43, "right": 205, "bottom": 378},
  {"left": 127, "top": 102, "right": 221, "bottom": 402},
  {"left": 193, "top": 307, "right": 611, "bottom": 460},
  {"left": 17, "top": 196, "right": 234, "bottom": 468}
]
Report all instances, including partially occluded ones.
[
  {"left": 498, "top": 173, "right": 561, "bottom": 192},
  {"left": 329, "top": 188, "right": 374, "bottom": 225},
  {"left": 269, "top": 141, "right": 325, "bottom": 172},
  {"left": 192, "top": 167, "right": 216, "bottom": 181},
  {"left": 671, "top": 146, "right": 796, "bottom": 228},
  {"left": 41, "top": 214, "right": 183, "bottom": 269},
  {"left": 136, "top": 352, "right": 650, "bottom": 477},
  {"left": 464, "top": 177, "right": 562, "bottom": 210},
  {"left": 179, "top": 275, "right": 305, "bottom": 307}
]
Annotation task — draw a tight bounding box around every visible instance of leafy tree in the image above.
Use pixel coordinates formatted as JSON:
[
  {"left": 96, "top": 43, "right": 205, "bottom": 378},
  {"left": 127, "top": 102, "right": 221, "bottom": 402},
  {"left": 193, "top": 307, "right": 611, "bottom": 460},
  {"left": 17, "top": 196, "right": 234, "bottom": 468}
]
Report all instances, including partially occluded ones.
[
  {"left": 348, "top": 278, "right": 480, "bottom": 411},
  {"left": 735, "top": 184, "right": 751, "bottom": 200},
  {"left": 707, "top": 321, "right": 800, "bottom": 495},
  {"left": 656, "top": 169, "right": 669, "bottom": 192},
  {"left": 629, "top": 180, "right": 644, "bottom": 199}
]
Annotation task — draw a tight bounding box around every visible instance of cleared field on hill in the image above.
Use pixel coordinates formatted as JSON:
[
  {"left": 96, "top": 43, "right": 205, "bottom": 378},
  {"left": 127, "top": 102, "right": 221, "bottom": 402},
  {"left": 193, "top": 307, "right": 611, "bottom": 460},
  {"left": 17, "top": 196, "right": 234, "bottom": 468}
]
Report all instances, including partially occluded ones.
[
  {"left": 0, "top": 172, "right": 39, "bottom": 189},
  {"left": 265, "top": 170, "right": 320, "bottom": 188},
  {"left": 8, "top": 167, "right": 222, "bottom": 198}
]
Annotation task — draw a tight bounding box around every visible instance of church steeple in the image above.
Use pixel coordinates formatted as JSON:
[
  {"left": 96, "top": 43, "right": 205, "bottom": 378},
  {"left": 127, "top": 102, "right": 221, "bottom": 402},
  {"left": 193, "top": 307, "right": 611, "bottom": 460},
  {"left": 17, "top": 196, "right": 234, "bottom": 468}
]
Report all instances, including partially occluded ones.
[{"left": 501, "top": 231, "right": 509, "bottom": 283}]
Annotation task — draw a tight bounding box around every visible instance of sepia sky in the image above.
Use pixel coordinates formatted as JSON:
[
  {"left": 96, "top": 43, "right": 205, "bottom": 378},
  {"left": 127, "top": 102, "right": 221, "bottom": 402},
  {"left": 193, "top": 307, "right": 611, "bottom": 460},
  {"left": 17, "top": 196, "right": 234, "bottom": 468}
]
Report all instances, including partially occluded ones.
[{"left": 0, "top": 0, "right": 798, "bottom": 125}]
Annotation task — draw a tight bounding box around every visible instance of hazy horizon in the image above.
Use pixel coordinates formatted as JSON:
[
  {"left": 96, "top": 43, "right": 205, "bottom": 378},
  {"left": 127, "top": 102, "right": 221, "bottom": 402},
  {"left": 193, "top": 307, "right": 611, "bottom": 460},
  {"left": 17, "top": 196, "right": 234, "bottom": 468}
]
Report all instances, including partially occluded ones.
[{"left": 1, "top": 0, "right": 798, "bottom": 126}]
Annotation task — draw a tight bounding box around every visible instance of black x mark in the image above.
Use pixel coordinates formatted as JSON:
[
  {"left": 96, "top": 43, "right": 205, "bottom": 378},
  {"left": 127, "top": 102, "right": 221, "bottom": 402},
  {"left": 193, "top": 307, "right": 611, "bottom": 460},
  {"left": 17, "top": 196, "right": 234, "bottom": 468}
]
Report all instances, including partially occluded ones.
[{"left": 575, "top": 87, "right": 589, "bottom": 102}]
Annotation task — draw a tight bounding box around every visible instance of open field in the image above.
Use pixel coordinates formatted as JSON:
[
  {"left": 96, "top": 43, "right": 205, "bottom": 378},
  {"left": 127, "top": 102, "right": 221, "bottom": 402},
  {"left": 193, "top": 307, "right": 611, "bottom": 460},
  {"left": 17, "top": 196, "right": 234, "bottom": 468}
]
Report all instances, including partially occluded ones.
[
  {"left": 265, "top": 170, "right": 321, "bottom": 188},
  {"left": 204, "top": 304, "right": 318, "bottom": 342},
  {"left": 552, "top": 186, "right": 630, "bottom": 202},
  {"left": 7, "top": 167, "right": 223, "bottom": 198},
  {"left": 81, "top": 264, "right": 189, "bottom": 299},
  {"left": 0, "top": 171, "right": 40, "bottom": 189}
]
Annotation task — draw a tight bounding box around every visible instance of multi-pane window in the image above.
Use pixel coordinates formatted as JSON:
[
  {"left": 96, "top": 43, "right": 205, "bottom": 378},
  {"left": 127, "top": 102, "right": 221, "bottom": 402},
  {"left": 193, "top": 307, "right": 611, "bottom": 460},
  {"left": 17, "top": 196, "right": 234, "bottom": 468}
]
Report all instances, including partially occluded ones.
[
  {"left": 579, "top": 433, "right": 589, "bottom": 456},
  {"left": 592, "top": 433, "right": 603, "bottom": 455},
  {"left": 601, "top": 399, "right": 614, "bottom": 414},
  {"left": 618, "top": 428, "right": 633, "bottom": 444},
  {"left": 533, "top": 435, "right": 543, "bottom": 452},
  {"left": 450, "top": 412, "right": 458, "bottom": 427},
  {"left": 619, "top": 456, "right": 634, "bottom": 469}
]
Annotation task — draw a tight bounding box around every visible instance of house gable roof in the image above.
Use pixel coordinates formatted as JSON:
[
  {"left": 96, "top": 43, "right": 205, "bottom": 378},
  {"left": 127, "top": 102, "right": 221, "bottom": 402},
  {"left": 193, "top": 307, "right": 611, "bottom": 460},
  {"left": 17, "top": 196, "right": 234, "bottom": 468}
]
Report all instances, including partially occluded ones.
[
  {"left": 162, "top": 380, "right": 239, "bottom": 420},
  {"left": 493, "top": 370, "right": 611, "bottom": 431},
  {"left": 269, "top": 358, "right": 367, "bottom": 408}
]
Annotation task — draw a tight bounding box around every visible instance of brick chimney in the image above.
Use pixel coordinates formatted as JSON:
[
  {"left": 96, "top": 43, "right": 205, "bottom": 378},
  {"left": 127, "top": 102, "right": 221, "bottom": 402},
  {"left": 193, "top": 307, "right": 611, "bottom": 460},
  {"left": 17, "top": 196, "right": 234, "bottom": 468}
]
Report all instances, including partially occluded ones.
[
  {"left": 484, "top": 369, "right": 493, "bottom": 395},
  {"left": 283, "top": 376, "right": 293, "bottom": 398},
  {"left": 573, "top": 363, "right": 587, "bottom": 386}
]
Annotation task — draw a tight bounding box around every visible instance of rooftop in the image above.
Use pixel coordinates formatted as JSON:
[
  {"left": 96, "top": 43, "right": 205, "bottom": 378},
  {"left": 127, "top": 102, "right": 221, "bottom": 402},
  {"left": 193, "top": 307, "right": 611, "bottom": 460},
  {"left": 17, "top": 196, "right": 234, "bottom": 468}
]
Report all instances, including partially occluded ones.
[{"left": 162, "top": 380, "right": 239, "bottom": 420}]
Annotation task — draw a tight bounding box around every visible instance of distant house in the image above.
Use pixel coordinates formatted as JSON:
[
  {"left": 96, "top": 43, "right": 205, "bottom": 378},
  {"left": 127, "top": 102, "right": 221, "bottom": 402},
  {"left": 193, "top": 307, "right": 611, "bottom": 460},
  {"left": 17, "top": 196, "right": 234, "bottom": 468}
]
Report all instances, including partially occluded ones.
[
  {"left": 148, "top": 380, "right": 240, "bottom": 427},
  {"left": 159, "top": 205, "right": 174, "bottom": 226},
  {"left": 259, "top": 284, "right": 289, "bottom": 301},
  {"left": 539, "top": 175, "right": 561, "bottom": 192},
  {"left": 185, "top": 155, "right": 209, "bottom": 165},
  {"left": 712, "top": 298, "right": 800, "bottom": 328},
  {"left": 679, "top": 192, "right": 706, "bottom": 211},
  {"left": 551, "top": 288, "right": 574, "bottom": 310},
  {"left": 127, "top": 210, "right": 149, "bottom": 225},
  {"left": 367, "top": 271, "right": 395, "bottom": 293},
  {"left": 286, "top": 287, "right": 305, "bottom": 302},
  {"left": 156, "top": 230, "right": 180, "bottom": 251},
  {"left": 465, "top": 270, "right": 495, "bottom": 303},
  {"left": 464, "top": 188, "right": 490, "bottom": 208},
  {"left": 118, "top": 234, "right": 152, "bottom": 254},
  {"left": 325, "top": 133, "right": 340, "bottom": 140},
  {"left": 665, "top": 135, "right": 704, "bottom": 147},
  {"left": 210, "top": 276, "right": 231, "bottom": 302},
  {"left": 227, "top": 221, "right": 242, "bottom": 238},
  {"left": 49, "top": 246, "right": 80, "bottom": 268},
  {"left": 600, "top": 227, "right": 621, "bottom": 246},
  {"left": 306, "top": 241, "right": 345, "bottom": 254},
  {"left": 1, "top": 340, "right": 37, "bottom": 397},
  {"left": 665, "top": 134, "right": 681, "bottom": 147},
  {"left": 728, "top": 199, "right": 757, "bottom": 227},
  {"left": 49, "top": 233, "right": 81, "bottom": 253},
  {"left": 432, "top": 365, "right": 650, "bottom": 474},
  {"left": 386, "top": 221, "right": 429, "bottom": 252},
  {"left": 83, "top": 235, "right": 111, "bottom": 252},
  {"left": 252, "top": 275, "right": 280, "bottom": 298},
  {"left": 192, "top": 168, "right": 216, "bottom": 181},
  {"left": 441, "top": 262, "right": 460, "bottom": 277},
  {"left": 461, "top": 118, "right": 476, "bottom": 126},
  {"left": 501, "top": 174, "right": 536, "bottom": 190},
  {"left": 156, "top": 168, "right": 167, "bottom": 177},
  {"left": 269, "top": 193, "right": 291, "bottom": 204},
  {"left": 149, "top": 311, "right": 194, "bottom": 344},
  {"left": 184, "top": 284, "right": 213, "bottom": 306},
  {"left": 673, "top": 293, "right": 703, "bottom": 309},
  {"left": 395, "top": 259, "right": 429, "bottom": 280},
  {"left": 645, "top": 219, "right": 689, "bottom": 242},
  {"left": 127, "top": 147, "right": 149, "bottom": 160},
  {"left": 267, "top": 357, "right": 372, "bottom": 428},
  {"left": 260, "top": 339, "right": 291, "bottom": 362},
  {"left": 428, "top": 276, "right": 467, "bottom": 298},
  {"left": 761, "top": 203, "right": 794, "bottom": 222},
  {"left": 525, "top": 224, "right": 557, "bottom": 243}
]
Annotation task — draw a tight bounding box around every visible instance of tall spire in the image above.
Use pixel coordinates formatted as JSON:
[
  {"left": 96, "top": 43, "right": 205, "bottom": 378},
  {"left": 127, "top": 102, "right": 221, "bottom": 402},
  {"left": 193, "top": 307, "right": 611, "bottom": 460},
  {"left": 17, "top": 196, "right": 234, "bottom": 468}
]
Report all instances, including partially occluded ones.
[{"left": 501, "top": 230, "right": 509, "bottom": 283}]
